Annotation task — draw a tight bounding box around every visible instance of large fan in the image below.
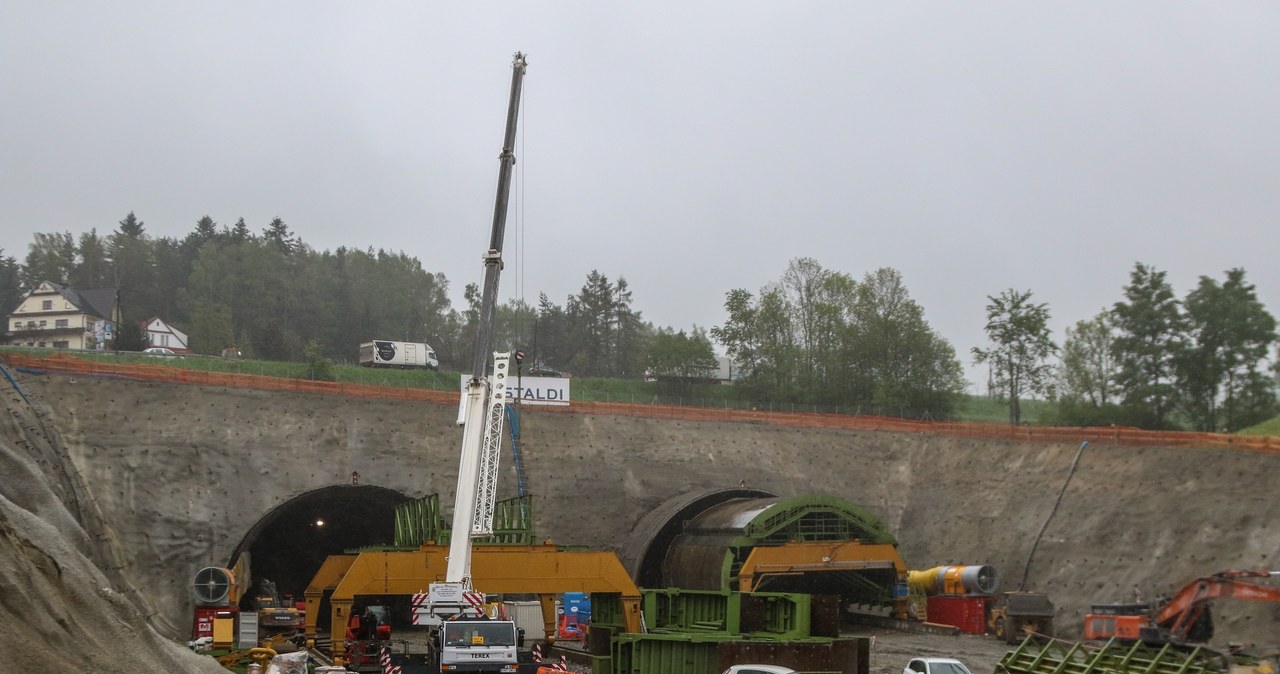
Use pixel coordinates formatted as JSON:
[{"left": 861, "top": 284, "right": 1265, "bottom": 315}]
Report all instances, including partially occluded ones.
[{"left": 191, "top": 567, "right": 236, "bottom": 607}]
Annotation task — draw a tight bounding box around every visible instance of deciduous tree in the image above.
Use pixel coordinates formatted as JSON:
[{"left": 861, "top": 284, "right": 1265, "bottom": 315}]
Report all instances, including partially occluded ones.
[
  {"left": 644, "top": 327, "right": 719, "bottom": 393},
  {"left": 972, "top": 289, "right": 1057, "bottom": 425},
  {"left": 1176, "top": 268, "right": 1277, "bottom": 431},
  {"left": 714, "top": 261, "right": 962, "bottom": 415},
  {"left": 847, "top": 268, "right": 964, "bottom": 414},
  {"left": 1058, "top": 311, "right": 1117, "bottom": 407}
]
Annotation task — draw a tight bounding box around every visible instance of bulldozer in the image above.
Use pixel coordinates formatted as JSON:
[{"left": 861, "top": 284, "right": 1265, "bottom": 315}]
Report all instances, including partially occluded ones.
[{"left": 988, "top": 591, "right": 1056, "bottom": 644}]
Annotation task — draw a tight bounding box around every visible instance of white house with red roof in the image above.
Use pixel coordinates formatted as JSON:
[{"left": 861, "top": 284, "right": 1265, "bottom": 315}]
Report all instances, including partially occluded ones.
[{"left": 140, "top": 316, "right": 190, "bottom": 353}]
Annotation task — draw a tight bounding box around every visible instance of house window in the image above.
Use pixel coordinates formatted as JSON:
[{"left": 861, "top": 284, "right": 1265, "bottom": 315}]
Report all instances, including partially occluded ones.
[
  {"left": 39, "top": 320, "right": 47, "bottom": 327},
  {"left": 42, "top": 300, "right": 53, "bottom": 310},
  {"left": 27, "top": 320, "right": 36, "bottom": 328},
  {"left": 53, "top": 341, "right": 70, "bottom": 349},
  {"left": 56, "top": 319, "right": 69, "bottom": 328},
  {"left": 37, "top": 342, "right": 46, "bottom": 347},
  {"left": 12, "top": 322, "right": 20, "bottom": 331},
  {"left": 159, "top": 334, "right": 169, "bottom": 346}
]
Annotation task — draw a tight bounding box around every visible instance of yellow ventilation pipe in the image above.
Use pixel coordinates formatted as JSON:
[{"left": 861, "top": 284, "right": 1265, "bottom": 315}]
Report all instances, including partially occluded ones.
[{"left": 908, "top": 565, "right": 999, "bottom": 595}]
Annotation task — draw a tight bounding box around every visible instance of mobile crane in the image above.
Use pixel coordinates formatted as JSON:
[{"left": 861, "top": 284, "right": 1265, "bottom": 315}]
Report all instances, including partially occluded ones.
[
  {"left": 1084, "top": 569, "right": 1280, "bottom": 646},
  {"left": 412, "top": 52, "right": 528, "bottom": 674}
]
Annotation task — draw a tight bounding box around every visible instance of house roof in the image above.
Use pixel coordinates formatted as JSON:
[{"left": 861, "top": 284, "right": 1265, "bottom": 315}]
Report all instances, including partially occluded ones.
[
  {"left": 20, "top": 281, "right": 118, "bottom": 321},
  {"left": 72, "top": 287, "right": 118, "bottom": 321}
]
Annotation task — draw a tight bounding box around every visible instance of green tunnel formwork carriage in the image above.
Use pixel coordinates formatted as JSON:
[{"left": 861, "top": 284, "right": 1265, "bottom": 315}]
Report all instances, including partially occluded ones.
[{"left": 624, "top": 491, "right": 910, "bottom": 619}]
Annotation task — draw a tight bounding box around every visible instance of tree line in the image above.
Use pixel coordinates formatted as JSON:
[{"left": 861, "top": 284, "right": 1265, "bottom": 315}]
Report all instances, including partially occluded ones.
[
  {"left": 975, "top": 264, "right": 1279, "bottom": 432},
  {"left": 0, "top": 213, "right": 681, "bottom": 381},
  {"left": 3, "top": 215, "right": 1277, "bottom": 429}
]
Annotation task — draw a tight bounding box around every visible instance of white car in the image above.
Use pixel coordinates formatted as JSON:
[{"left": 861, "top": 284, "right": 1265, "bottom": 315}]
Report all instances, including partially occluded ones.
[
  {"left": 722, "top": 666, "right": 799, "bottom": 674},
  {"left": 904, "top": 657, "right": 974, "bottom": 674},
  {"left": 143, "top": 347, "right": 178, "bottom": 357}
]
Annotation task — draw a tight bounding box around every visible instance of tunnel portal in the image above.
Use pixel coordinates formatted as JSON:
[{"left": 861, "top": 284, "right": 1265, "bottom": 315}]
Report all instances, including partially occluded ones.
[
  {"left": 228, "top": 485, "right": 412, "bottom": 608},
  {"left": 622, "top": 490, "right": 910, "bottom": 616}
]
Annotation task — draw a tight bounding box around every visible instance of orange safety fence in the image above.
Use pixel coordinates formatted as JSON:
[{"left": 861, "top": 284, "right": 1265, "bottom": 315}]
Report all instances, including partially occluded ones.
[{"left": 3, "top": 352, "right": 1278, "bottom": 455}]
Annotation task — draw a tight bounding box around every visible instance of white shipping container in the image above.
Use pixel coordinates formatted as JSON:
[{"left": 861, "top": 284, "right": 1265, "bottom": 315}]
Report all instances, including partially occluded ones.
[{"left": 503, "top": 600, "right": 546, "bottom": 641}]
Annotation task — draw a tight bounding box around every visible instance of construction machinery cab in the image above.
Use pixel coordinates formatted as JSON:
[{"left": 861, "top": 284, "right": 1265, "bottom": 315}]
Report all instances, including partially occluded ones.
[
  {"left": 252, "top": 579, "right": 285, "bottom": 610},
  {"left": 989, "top": 592, "right": 1056, "bottom": 644}
]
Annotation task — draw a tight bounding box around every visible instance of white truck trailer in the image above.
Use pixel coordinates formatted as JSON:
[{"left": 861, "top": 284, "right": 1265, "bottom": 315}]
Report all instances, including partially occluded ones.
[{"left": 358, "top": 340, "right": 440, "bottom": 370}]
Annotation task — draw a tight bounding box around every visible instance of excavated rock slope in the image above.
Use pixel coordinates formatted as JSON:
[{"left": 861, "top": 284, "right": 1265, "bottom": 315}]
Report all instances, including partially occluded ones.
[
  {"left": 2, "top": 370, "right": 1278, "bottom": 668},
  {"left": 0, "top": 370, "right": 224, "bottom": 672}
]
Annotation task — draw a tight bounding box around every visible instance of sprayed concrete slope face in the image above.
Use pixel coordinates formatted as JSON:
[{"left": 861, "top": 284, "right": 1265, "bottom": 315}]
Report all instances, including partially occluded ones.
[
  {"left": 10, "top": 373, "right": 1280, "bottom": 654},
  {"left": 0, "top": 373, "right": 228, "bottom": 672}
]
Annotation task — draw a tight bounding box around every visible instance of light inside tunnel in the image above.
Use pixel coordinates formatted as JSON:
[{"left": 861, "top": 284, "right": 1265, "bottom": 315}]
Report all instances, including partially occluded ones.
[{"left": 229, "top": 485, "right": 409, "bottom": 609}]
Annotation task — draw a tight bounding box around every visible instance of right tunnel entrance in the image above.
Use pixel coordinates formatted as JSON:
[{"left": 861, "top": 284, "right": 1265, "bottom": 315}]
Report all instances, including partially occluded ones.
[{"left": 622, "top": 490, "right": 910, "bottom": 616}]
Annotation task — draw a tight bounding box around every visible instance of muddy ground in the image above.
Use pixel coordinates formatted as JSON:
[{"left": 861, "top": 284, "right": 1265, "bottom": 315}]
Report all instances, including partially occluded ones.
[{"left": 855, "top": 627, "right": 1016, "bottom": 674}]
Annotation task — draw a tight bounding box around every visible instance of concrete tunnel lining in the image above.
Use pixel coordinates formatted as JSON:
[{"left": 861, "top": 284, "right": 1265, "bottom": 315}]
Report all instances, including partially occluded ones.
[
  {"left": 618, "top": 487, "right": 778, "bottom": 588},
  {"left": 621, "top": 491, "right": 910, "bottom": 613}
]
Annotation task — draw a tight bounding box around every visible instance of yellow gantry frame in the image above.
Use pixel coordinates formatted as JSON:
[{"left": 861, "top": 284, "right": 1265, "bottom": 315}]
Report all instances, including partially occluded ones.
[
  {"left": 736, "top": 540, "right": 909, "bottom": 619},
  {"left": 304, "top": 543, "right": 643, "bottom": 659}
]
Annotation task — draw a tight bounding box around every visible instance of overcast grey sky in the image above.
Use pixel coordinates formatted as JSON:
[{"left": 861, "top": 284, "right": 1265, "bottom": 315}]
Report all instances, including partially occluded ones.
[{"left": 3, "top": 3, "right": 1278, "bottom": 390}]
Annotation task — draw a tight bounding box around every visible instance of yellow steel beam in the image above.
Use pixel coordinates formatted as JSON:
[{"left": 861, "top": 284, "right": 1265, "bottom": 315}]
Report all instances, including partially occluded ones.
[
  {"left": 737, "top": 540, "right": 909, "bottom": 618},
  {"left": 302, "top": 554, "right": 357, "bottom": 644},
  {"left": 321, "top": 543, "right": 642, "bottom": 658}
]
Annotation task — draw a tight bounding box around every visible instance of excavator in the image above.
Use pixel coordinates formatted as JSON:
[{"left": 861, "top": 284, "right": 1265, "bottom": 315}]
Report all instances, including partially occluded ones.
[{"left": 1084, "top": 569, "right": 1280, "bottom": 646}]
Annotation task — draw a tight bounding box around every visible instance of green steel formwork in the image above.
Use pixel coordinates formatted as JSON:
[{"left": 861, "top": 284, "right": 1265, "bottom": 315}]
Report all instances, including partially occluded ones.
[
  {"left": 998, "top": 637, "right": 1220, "bottom": 674},
  {"left": 593, "top": 592, "right": 627, "bottom": 630},
  {"left": 635, "top": 589, "right": 822, "bottom": 641},
  {"left": 643, "top": 589, "right": 742, "bottom": 635},
  {"left": 741, "top": 592, "right": 813, "bottom": 640},
  {"left": 583, "top": 653, "right": 614, "bottom": 673},
  {"left": 392, "top": 493, "right": 534, "bottom": 547},
  {"left": 394, "top": 493, "right": 444, "bottom": 546},
  {"left": 740, "top": 495, "right": 896, "bottom": 547},
  {"left": 610, "top": 631, "right": 860, "bottom": 674},
  {"left": 611, "top": 631, "right": 738, "bottom": 674},
  {"left": 706, "top": 495, "right": 901, "bottom": 603}
]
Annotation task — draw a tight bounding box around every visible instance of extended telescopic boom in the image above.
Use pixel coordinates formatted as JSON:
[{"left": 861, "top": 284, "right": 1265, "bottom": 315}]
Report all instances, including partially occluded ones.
[{"left": 445, "top": 52, "right": 528, "bottom": 586}]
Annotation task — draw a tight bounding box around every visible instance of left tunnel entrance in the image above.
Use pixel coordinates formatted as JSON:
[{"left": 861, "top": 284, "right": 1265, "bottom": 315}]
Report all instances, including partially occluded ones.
[{"left": 227, "top": 485, "right": 412, "bottom": 611}]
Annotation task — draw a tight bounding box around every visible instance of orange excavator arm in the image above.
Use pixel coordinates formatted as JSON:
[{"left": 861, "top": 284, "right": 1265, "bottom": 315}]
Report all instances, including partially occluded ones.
[{"left": 1155, "top": 569, "right": 1280, "bottom": 641}]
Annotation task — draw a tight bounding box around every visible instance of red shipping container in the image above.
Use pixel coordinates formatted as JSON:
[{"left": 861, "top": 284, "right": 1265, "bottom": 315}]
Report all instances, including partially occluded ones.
[{"left": 925, "top": 595, "right": 992, "bottom": 634}]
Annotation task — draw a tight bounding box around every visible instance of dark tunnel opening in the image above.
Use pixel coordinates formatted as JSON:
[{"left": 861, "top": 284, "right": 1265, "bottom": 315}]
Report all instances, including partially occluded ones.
[{"left": 229, "top": 485, "right": 411, "bottom": 617}]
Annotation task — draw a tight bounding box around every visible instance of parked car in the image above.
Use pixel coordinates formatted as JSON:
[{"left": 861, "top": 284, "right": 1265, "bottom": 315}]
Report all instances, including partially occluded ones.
[
  {"left": 143, "top": 347, "right": 178, "bottom": 357},
  {"left": 721, "top": 666, "right": 798, "bottom": 674},
  {"left": 904, "top": 658, "right": 974, "bottom": 674},
  {"left": 525, "top": 365, "right": 561, "bottom": 377}
]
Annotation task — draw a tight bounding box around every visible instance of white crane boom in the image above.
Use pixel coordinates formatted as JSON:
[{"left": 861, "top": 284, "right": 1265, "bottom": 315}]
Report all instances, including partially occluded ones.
[{"left": 442, "top": 52, "right": 527, "bottom": 588}]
